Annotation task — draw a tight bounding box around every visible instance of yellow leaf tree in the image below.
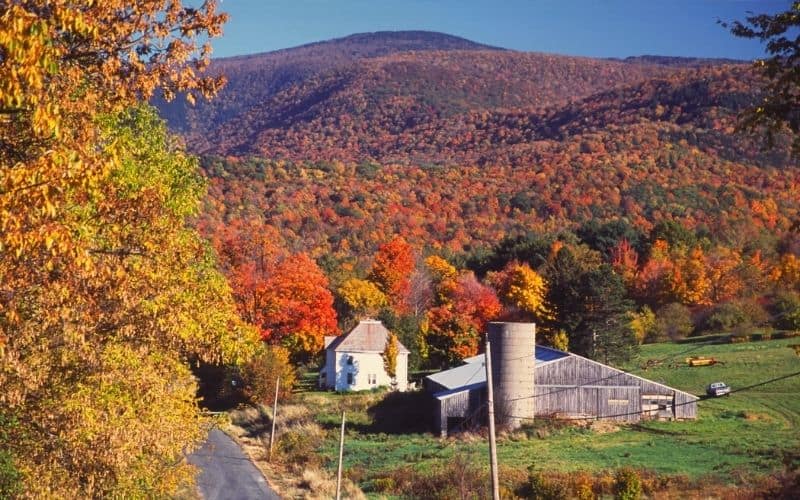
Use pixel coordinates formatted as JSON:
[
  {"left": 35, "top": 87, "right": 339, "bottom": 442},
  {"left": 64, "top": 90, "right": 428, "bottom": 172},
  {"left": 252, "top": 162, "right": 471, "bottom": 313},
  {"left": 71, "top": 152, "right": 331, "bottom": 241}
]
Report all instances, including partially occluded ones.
[
  {"left": 0, "top": 3, "right": 259, "bottom": 496},
  {"left": 488, "top": 261, "right": 553, "bottom": 322},
  {"left": 338, "top": 278, "right": 389, "bottom": 318},
  {"left": 383, "top": 332, "right": 400, "bottom": 379}
]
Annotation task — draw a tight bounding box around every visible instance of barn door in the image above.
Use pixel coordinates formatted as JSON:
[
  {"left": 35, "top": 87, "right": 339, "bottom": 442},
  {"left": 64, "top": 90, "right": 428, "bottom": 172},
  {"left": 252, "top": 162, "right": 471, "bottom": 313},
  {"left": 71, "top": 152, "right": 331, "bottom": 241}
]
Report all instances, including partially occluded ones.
[{"left": 642, "top": 394, "right": 674, "bottom": 419}]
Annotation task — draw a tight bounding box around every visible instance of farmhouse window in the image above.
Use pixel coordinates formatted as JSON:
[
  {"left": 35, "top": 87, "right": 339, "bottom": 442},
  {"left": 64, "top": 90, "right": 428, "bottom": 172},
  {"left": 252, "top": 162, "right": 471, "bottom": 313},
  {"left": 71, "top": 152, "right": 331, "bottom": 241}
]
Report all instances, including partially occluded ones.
[
  {"left": 347, "top": 355, "right": 354, "bottom": 365},
  {"left": 347, "top": 373, "right": 354, "bottom": 385},
  {"left": 368, "top": 374, "right": 377, "bottom": 385}
]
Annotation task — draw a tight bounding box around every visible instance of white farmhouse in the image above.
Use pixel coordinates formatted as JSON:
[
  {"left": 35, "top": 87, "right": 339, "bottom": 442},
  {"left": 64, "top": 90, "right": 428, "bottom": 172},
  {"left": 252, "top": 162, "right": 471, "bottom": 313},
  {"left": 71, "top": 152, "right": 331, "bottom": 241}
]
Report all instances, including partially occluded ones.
[{"left": 319, "top": 319, "right": 409, "bottom": 392}]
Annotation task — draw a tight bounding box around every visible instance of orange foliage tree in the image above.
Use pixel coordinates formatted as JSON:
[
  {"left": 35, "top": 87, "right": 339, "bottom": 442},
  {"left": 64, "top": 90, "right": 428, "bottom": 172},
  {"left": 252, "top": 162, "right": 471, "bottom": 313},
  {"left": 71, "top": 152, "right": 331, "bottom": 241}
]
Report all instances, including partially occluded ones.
[
  {"left": 669, "top": 247, "right": 712, "bottom": 306},
  {"left": 368, "top": 236, "right": 416, "bottom": 313},
  {"left": 706, "top": 247, "right": 744, "bottom": 303},
  {"left": 610, "top": 239, "right": 639, "bottom": 286},
  {"left": 634, "top": 240, "right": 676, "bottom": 306},
  {"left": 771, "top": 253, "right": 800, "bottom": 291},
  {"left": 257, "top": 253, "right": 339, "bottom": 362}
]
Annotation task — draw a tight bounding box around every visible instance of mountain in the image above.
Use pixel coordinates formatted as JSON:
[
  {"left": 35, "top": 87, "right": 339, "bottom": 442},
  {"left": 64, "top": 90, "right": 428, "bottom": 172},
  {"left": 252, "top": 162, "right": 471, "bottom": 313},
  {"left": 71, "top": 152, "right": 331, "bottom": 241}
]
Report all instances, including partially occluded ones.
[
  {"left": 155, "top": 31, "right": 688, "bottom": 157},
  {"left": 194, "top": 63, "right": 796, "bottom": 262},
  {"left": 155, "top": 31, "right": 503, "bottom": 135},
  {"left": 152, "top": 31, "right": 796, "bottom": 264},
  {"left": 184, "top": 58, "right": 773, "bottom": 168}
]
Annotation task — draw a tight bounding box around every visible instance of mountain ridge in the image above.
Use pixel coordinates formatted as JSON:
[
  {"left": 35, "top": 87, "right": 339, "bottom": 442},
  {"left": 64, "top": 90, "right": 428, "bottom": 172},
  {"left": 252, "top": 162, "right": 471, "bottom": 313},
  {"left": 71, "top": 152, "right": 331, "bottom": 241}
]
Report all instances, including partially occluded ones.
[
  {"left": 155, "top": 30, "right": 746, "bottom": 148},
  {"left": 213, "top": 30, "right": 506, "bottom": 63}
]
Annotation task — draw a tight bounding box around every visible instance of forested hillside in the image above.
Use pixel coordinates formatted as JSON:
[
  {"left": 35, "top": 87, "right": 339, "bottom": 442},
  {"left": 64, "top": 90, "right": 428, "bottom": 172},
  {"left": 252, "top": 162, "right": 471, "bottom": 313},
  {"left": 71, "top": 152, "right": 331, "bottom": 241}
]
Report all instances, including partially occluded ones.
[
  {"left": 156, "top": 30, "right": 799, "bottom": 377},
  {"left": 184, "top": 51, "right": 683, "bottom": 157},
  {"left": 195, "top": 63, "right": 796, "bottom": 261},
  {"left": 179, "top": 32, "right": 798, "bottom": 373}
]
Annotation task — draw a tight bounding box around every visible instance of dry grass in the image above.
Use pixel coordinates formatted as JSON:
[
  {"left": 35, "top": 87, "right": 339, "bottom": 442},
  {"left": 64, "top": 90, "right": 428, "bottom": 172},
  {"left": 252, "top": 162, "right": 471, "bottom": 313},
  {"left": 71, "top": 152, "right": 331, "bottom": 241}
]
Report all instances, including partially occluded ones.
[{"left": 225, "top": 404, "right": 365, "bottom": 499}]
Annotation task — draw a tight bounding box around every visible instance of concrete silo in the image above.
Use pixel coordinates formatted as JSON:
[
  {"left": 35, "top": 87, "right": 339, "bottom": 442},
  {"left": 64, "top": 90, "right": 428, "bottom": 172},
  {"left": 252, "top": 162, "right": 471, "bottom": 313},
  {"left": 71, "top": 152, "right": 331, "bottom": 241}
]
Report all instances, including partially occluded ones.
[{"left": 487, "top": 322, "right": 536, "bottom": 430}]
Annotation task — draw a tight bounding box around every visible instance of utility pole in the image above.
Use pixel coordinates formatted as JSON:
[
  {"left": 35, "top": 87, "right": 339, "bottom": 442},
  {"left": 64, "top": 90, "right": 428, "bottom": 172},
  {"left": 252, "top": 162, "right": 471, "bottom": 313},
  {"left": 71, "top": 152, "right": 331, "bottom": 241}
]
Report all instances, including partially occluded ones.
[
  {"left": 484, "top": 340, "right": 500, "bottom": 500},
  {"left": 336, "top": 410, "right": 346, "bottom": 500},
  {"left": 268, "top": 377, "right": 280, "bottom": 462}
]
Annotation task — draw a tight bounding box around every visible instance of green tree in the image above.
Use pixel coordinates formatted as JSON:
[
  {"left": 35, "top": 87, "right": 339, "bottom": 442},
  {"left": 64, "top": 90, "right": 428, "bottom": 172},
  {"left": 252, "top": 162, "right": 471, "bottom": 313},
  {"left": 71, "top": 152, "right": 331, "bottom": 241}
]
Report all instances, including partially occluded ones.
[
  {"left": 655, "top": 303, "right": 695, "bottom": 341},
  {"left": 723, "top": 2, "right": 800, "bottom": 153},
  {"left": 773, "top": 291, "right": 800, "bottom": 330},
  {"left": 649, "top": 220, "right": 697, "bottom": 252},
  {"left": 577, "top": 266, "right": 637, "bottom": 364},
  {"left": 546, "top": 248, "right": 635, "bottom": 362}
]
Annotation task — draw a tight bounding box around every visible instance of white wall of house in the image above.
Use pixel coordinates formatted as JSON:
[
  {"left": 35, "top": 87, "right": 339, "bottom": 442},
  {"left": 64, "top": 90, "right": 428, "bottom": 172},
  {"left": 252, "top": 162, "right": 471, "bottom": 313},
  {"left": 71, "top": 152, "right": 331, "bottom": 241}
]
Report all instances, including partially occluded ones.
[
  {"left": 322, "top": 350, "right": 409, "bottom": 392},
  {"left": 395, "top": 352, "right": 409, "bottom": 391}
]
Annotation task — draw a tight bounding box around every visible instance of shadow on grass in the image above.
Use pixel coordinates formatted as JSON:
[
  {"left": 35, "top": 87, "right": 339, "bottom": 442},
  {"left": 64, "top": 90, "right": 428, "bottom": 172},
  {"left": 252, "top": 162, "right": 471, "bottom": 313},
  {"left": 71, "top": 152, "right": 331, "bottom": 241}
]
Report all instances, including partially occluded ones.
[{"left": 318, "top": 391, "right": 435, "bottom": 435}]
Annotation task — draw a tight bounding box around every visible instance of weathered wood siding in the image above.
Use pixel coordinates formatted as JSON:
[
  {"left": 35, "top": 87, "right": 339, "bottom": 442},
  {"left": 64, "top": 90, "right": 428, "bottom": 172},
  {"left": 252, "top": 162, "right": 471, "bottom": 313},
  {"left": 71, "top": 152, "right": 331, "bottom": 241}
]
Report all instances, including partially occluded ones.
[
  {"left": 535, "top": 385, "right": 641, "bottom": 421},
  {"left": 537, "top": 356, "right": 698, "bottom": 420},
  {"left": 675, "top": 390, "right": 698, "bottom": 419},
  {"left": 433, "top": 353, "right": 698, "bottom": 435},
  {"left": 435, "top": 388, "right": 485, "bottom": 436}
]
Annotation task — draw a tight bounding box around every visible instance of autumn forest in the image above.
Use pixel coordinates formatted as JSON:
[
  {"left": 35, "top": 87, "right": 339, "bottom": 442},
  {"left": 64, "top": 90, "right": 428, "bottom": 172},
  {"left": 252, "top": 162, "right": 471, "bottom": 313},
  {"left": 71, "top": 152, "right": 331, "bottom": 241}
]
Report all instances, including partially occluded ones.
[
  {"left": 184, "top": 33, "right": 800, "bottom": 370},
  {"left": 1, "top": 2, "right": 799, "bottom": 498}
]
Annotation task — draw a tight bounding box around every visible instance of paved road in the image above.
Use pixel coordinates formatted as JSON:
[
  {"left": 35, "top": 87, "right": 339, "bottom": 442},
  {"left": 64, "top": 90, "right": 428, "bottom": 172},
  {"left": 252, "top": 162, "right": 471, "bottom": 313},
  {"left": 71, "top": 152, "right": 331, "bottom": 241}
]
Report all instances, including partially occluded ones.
[{"left": 188, "top": 428, "right": 281, "bottom": 500}]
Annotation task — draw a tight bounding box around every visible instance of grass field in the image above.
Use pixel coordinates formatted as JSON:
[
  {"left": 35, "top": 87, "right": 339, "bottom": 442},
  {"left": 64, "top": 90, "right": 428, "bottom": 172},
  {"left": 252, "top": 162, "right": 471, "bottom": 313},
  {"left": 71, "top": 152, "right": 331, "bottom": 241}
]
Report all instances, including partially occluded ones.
[{"left": 293, "top": 338, "right": 800, "bottom": 495}]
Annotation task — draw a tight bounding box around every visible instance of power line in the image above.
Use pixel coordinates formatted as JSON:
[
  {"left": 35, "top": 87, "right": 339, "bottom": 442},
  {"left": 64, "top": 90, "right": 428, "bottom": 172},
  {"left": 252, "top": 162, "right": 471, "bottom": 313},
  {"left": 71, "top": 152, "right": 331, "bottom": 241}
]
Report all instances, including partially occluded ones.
[
  {"left": 503, "top": 339, "right": 720, "bottom": 404},
  {"left": 504, "top": 369, "right": 800, "bottom": 423}
]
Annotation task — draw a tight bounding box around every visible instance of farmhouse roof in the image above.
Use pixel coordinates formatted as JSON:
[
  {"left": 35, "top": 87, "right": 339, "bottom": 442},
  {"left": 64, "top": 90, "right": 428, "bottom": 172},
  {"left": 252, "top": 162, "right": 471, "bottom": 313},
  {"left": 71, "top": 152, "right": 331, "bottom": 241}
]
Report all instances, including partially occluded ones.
[
  {"left": 427, "top": 345, "right": 568, "bottom": 391},
  {"left": 325, "top": 319, "right": 410, "bottom": 354}
]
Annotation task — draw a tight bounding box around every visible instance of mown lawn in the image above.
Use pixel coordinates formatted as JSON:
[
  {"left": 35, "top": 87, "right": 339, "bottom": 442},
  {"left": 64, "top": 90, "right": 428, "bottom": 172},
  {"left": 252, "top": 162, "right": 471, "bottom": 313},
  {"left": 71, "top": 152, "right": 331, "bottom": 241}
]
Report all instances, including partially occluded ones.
[{"left": 303, "top": 338, "right": 800, "bottom": 491}]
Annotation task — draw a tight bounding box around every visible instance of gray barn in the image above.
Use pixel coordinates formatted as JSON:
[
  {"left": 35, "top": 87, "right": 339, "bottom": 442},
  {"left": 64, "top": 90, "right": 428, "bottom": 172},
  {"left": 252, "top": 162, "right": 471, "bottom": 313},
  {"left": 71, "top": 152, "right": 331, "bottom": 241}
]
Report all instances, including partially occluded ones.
[{"left": 426, "top": 344, "right": 698, "bottom": 437}]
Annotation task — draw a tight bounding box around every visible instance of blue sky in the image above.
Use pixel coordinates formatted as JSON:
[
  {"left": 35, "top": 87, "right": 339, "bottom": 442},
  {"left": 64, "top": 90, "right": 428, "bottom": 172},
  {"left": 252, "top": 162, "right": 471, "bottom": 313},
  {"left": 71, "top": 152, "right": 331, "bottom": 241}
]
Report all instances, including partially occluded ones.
[{"left": 211, "top": 0, "right": 789, "bottom": 60}]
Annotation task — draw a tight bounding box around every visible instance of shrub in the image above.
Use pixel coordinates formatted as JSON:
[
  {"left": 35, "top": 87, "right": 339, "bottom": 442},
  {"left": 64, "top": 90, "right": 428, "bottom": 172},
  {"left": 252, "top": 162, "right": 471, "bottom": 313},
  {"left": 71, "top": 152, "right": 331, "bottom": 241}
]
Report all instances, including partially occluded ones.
[
  {"left": 654, "top": 303, "right": 694, "bottom": 341},
  {"left": 521, "top": 466, "right": 569, "bottom": 500},
  {"left": 703, "top": 299, "right": 768, "bottom": 333},
  {"left": 772, "top": 291, "right": 800, "bottom": 330},
  {"left": 627, "top": 306, "right": 657, "bottom": 345},
  {"left": 571, "top": 471, "right": 596, "bottom": 500},
  {"left": 371, "top": 477, "right": 396, "bottom": 493},
  {"left": 276, "top": 430, "right": 318, "bottom": 466},
  {"left": 409, "top": 454, "right": 486, "bottom": 499},
  {"left": 614, "top": 468, "right": 642, "bottom": 500},
  {"left": 240, "top": 345, "right": 297, "bottom": 405},
  {"left": 0, "top": 451, "right": 21, "bottom": 500}
]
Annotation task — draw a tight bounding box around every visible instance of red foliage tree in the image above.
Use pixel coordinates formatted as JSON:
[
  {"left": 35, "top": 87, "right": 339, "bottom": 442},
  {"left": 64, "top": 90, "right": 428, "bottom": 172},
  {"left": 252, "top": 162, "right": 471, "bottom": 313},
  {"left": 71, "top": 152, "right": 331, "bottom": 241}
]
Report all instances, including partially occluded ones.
[
  {"left": 421, "top": 271, "right": 501, "bottom": 367},
  {"left": 257, "top": 253, "right": 339, "bottom": 362}
]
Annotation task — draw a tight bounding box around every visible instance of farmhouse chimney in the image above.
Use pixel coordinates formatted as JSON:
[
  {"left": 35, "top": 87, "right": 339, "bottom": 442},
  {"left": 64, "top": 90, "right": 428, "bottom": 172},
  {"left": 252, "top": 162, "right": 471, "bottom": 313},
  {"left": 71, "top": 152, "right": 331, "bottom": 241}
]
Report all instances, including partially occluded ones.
[{"left": 487, "top": 322, "right": 536, "bottom": 429}]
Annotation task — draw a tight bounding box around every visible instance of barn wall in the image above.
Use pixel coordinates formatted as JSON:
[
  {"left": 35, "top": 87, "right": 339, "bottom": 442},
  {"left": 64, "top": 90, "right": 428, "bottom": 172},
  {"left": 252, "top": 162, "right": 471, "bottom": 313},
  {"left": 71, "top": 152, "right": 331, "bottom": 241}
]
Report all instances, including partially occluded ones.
[
  {"left": 675, "top": 391, "right": 698, "bottom": 419},
  {"left": 433, "top": 354, "right": 698, "bottom": 435},
  {"left": 436, "top": 388, "right": 486, "bottom": 437},
  {"left": 538, "top": 356, "right": 636, "bottom": 387},
  {"left": 538, "top": 356, "right": 698, "bottom": 420},
  {"left": 535, "top": 385, "right": 641, "bottom": 421}
]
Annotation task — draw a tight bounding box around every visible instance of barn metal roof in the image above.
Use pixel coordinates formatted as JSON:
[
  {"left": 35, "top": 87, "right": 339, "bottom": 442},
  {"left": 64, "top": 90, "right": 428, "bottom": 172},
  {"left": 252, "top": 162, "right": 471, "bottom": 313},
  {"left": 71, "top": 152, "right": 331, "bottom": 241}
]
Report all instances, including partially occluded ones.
[{"left": 427, "top": 345, "right": 568, "bottom": 391}]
